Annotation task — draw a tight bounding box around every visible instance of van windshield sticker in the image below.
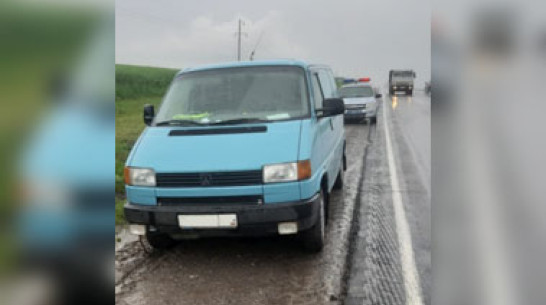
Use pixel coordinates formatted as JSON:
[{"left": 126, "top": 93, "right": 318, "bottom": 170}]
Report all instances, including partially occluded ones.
[
  {"left": 266, "top": 113, "right": 290, "bottom": 120},
  {"left": 172, "top": 113, "right": 210, "bottom": 120}
]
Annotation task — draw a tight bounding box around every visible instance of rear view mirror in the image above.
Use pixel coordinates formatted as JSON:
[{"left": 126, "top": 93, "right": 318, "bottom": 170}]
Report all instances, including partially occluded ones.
[
  {"left": 143, "top": 104, "right": 155, "bottom": 126},
  {"left": 317, "top": 98, "right": 345, "bottom": 118},
  {"left": 375, "top": 93, "right": 382, "bottom": 98}
]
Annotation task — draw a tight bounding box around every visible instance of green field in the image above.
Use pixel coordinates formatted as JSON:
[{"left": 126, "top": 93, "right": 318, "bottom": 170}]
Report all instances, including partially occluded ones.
[{"left": 115, "top": 64, "right": 179, "bottom": 224}]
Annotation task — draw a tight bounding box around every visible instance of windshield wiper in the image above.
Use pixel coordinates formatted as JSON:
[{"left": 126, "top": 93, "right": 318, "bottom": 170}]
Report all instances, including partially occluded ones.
[
  {"left": 210, "top": 118, "right": 269, "bottom": 125},
  {"left": 155, "top": 119, "right": 207, "bottom": 126}
]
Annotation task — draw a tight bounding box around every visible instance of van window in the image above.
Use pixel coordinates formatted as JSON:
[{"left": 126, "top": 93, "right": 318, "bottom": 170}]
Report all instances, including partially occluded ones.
[
  {"left": 311, "top": 73, "right": 324, "bottom": 110},
  {"left": 317, "top": 69, "right": 336, "bottom": 98},
  {"left": 326, "top": 69, "right": 339, "bottom": 97},
  {"left": 154, "top": 66, "right": 310, "bottom": 124}
]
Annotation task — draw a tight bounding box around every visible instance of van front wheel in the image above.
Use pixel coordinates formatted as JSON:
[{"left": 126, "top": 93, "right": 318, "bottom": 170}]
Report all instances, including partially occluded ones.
[
  {"left": 302, "top": 189, "right": 325, "bottom": 252},
  {"left": 145, "top": 232, "right": 176, "bottom": 250}
]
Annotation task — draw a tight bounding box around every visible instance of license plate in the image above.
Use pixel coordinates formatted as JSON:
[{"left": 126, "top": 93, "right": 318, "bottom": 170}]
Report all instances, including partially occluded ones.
[{"left": 178, "top": 214, "right": 238, "bottom": 229}]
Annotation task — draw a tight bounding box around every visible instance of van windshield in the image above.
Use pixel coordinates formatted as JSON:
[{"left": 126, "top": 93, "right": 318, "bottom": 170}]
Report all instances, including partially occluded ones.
[
  {"left": 154, "top": 66, "right": 310, "bottom": 125},
  {"left": 340, "top": 86, "right": 374, "bottom": 98}
]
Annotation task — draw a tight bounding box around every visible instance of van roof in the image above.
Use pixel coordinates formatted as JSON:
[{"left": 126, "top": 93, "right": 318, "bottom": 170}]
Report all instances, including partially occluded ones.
[{"left": 177, "top": 59, "right": 318, "bottom": 75}]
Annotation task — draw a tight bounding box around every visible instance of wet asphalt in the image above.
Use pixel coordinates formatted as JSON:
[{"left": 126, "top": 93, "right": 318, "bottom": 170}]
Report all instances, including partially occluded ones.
[
  {"left": 115, "top": 89, "right": 431, "bottom": 305},
  {"left": 344, "top": 90, "right": 431, "bottom": 305}
]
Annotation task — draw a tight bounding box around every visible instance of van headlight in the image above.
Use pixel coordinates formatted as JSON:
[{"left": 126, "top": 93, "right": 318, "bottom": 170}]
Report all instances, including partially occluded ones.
[
  {"left": 263, "top": 160, "right": 311, "bottom": 183},
  {"left": 124, "top": 167, "right": 156, "bottom": 186}
]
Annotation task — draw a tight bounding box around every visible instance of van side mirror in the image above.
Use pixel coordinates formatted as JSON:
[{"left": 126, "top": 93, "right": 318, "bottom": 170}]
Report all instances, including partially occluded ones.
[
  {"left": 317, "top": 98, "right": 345, "bottom": 118},
  {"left": 143, "top": 104, "right": 155, "bottom": 126},
  {"left": 413, "top": 72, "right": 417, "bottom": 78},
  {"left": 375, "top": 93, "right": 382, "bottom": 98}
]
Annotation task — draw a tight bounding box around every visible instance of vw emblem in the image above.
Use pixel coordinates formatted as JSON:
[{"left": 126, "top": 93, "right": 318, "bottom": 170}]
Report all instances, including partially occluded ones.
[{"left": 200, "top": 174, "right": 212, "bottom": 186}]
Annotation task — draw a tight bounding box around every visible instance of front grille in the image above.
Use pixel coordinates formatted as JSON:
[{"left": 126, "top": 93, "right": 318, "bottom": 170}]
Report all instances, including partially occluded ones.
[
  {"left": 156, "top": 170, "right": 263, "bottom": 187},
  {"left": 158, "top": 195, "right": 263, "bottom": 206}
]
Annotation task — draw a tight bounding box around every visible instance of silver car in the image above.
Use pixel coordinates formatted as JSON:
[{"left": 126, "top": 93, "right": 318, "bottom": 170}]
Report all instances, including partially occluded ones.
[{"left": 340, "top": 83, "right": 381, "bottom": 124}]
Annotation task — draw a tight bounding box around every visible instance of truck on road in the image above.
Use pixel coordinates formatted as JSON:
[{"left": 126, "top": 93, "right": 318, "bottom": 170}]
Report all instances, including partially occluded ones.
[{"left": 389, "top": 70, "right": 416, "bottom": 95}]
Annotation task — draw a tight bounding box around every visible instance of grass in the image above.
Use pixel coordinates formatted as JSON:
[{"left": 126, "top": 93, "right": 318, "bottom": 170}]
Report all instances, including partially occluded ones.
[
  {"left": 115, "top": 64, "right": 179, "bottom": 224},
  {"left": 116, "top": 64, "right": 179, "bottom": 100}
]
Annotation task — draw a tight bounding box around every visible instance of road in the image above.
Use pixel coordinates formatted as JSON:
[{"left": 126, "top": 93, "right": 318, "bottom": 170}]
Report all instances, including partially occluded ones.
[
  {"left": 344, "top": 89, "right": 430, "bottom": 305},
  {"left": 115, "top": 89, "right": 431, "bottom": 305}
]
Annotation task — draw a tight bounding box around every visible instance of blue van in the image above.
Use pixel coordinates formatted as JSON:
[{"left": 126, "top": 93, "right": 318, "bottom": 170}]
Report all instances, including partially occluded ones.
[{"left": 124, "top": 60, "right": 346, "bottom": 252}]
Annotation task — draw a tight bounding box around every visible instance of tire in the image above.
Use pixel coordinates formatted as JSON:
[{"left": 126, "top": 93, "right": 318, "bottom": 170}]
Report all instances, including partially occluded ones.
[
  {"left": 370, "top": 116, "right": 377, "bottom": 124},
  {"left": 302, "top": 189, "right": 326, "bottom": 253},
  {"left": 145, "top": 232, "right": 176, "bottom": 250},
  {"left": 333, "top": 160, "right": 344, "bottom": 190},
  {"left": 342, "top": 149, "right": 347, "bottom": 171},
  {"left": 407, "top": 90, "right": 413, "bottom": 96},
  {"left": 389, "top": 88, "right": 394, "bottom": 95}
]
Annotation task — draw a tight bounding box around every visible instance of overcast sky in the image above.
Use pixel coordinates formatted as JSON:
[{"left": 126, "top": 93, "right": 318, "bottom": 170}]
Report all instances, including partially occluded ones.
[{"left": 116, "top": 0, "right": 430, "bottom": 85}]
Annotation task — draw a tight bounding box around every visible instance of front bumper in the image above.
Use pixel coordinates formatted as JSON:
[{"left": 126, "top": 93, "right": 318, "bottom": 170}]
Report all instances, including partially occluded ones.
[
  {"left": 124, "top": 193, "right": 320, "bottom": 237},
  {"left": 344, "top": 109, "right": 376, "bottom": 119},
  {"left": 391, "top": 85, "right": 413, "bottom": 91}
]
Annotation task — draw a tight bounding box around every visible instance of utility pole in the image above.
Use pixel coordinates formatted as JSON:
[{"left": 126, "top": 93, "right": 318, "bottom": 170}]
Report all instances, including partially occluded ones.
[
  {"left": 234, "top": 19, "right": 247, "bottom": 61},
  {"left": 237, "top": 19, "right": 242, "bottom": 61}
]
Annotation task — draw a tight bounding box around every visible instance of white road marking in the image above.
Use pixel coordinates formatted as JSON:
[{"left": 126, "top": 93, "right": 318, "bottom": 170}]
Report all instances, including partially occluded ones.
[{"left": 382, "top": 94, "right": 424, "bottom": 305}]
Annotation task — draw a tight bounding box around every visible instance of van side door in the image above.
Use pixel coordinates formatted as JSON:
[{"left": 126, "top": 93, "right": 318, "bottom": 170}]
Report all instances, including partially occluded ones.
[{"left": 310, "top": 67, "right": 340, "bottom": 191}]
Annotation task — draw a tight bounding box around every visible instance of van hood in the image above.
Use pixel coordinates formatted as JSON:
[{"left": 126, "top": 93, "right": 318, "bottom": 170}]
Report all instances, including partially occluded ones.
[
  {"left": 343, "top": 96, "right": 376, "bottom": 105},
  {"left": 128, "top": 120, "right": 303, "bottom": 173}
]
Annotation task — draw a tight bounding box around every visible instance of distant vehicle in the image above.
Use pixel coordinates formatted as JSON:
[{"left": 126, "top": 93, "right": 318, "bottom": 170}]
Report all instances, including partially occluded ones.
[
  {"left": 124, "top": 60, "right": 346, "bottom": 252},
  {"left": 339, "top": 83, "right": 381, "bottom": 124},
  {"left": 389, "top": 70, "right": 416, "bottom": 95}
]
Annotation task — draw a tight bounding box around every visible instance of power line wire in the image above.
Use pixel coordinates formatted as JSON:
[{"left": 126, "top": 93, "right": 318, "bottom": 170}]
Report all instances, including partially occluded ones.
[{"left": 249, "top": 30, "right": 264, "bottom": 61}]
